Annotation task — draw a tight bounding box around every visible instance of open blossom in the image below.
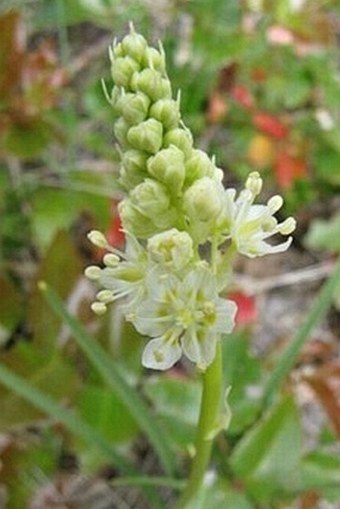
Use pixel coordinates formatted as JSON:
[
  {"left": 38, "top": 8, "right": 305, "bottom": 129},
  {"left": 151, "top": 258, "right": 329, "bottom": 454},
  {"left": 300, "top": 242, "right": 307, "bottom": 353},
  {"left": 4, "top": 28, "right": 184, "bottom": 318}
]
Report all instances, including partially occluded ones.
[
  {"left": 85, "top": 230, "right": 148, "bottom": 315},
  {"left": 132, "top": 265, "right": 237, "bottom": 370},
  {"left": 223, "top": 172, "right": 296, "bottom": 257}
]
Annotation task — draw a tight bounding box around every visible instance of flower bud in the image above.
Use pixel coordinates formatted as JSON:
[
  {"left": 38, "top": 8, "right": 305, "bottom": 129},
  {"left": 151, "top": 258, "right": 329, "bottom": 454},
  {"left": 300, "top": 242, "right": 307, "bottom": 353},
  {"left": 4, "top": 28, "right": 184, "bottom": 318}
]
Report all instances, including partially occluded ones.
[
  {"left": 121, "top": 31, "right": 147, "bottom": 63},
  {"left": 147, "top": 146, "right": 185, "bottom": 195},
  {"left": 184, "top": 149, "right": 216, "bottom": 185},
  {"left": 184, "top": 177, "right": 224, "bottom": 222},
  {"left": 163, "top": 128, "right": 193, "bottom": 158},
  {"left": 119, "top": 92, "right": 150, "bottom": 125},
  {"left": 120, "top": 149, "right": 149, "bottom": 189},
  {"left": 147, "top": 228, "right": 193, "bottom": 270},
  {"left": 131, "top": 69, "right": 172, "bottom": 101},
  {"left": 127, "top": 118, "right": 163, "bottom": 153},
  {"left": 111, "top": 56, "right": 140, "bottom": 89},
  {"left": 149, "top": 99, "right": 181, "bottom": 130},
  {"left": 114, "top": 117, "right": 130, "bottom": 147},
  {"left": 142, "top": 46, "right": 166, "bottom": 72},
  {"left": 119, "top": 198, "right": 160, "bottom": 238},
  {"left": 130, "top": 179, "right": 170, "bottom": 218}
]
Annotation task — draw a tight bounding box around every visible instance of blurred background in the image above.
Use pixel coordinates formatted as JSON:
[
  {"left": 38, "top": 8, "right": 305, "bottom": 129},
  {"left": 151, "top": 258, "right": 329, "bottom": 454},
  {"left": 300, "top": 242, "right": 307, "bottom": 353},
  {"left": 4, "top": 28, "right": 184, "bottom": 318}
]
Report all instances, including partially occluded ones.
[{"left": 1, "top": 1, "right": 340, "bottom": 508}]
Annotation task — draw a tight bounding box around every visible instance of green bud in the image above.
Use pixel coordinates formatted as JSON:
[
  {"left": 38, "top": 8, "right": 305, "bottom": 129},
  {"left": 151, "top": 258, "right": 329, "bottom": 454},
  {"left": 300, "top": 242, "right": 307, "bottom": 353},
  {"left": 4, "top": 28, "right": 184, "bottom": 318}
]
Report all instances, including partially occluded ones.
[
  {"left": 149, "top": 99, "right": 180, "bottom": 130},
  {"left": 114, "top": 117, "right": 130, "bottom": 147},
  {"left": 130, "top": 179, "right": 170, "bottom": 218},
  {"left": 163, "top": 128, "right": 193, "bottom": 158},
  {"left": 131, "top": 69, "right": 172, "bottom": 101},
  {"left": 184, "top": 149, "right": 216, "bottom": 185},
  {"left": 119, "top": 92, "right": 150, "bottom": 125},
  {"left": 122, "top": 149, "right": 148, "bottom": 174},
  {"left": 127, "top": 118, "right": 163, "bottom": 153},
  {"left": 142, "top": 47, "right": 166, "bottom": 72},
  {"left": 121, "top": 31, "right": 147, "bottom": 63},
  {"left": 119, "top": 198, "right": 160, "bottom": 238},
  {"left": 147, "top": 228, "right": 193, "bottom": 270},
  {"left": 147, "top": 146, "right": 185, "bottom": 195},
  {"left": 120, "top": 165, "right": 146, "bottom": 190},
  {"left": 111, "top": 56, "right": 140, "bottom": 89},
  {"left": 184, "top": 177, "right": 224, "bottom": 222}
]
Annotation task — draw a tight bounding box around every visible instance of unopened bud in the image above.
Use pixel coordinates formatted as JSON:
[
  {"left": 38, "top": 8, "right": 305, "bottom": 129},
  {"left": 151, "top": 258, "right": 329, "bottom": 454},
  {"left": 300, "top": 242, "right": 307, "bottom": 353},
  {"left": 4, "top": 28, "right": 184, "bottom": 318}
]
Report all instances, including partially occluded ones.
[
  {"left": 120, "top": 92, "right": 150, "bottom": 125},
  {"left": 147, "top": 228, "right": 193, "bottom": 270},
  {"left": 149, "top": 99, "right": 180, "bottom": 130},
  {"left": 114, "top": 117, "right": 130, "bottom": 147},
  {"left": 119, "top": 199, "right": 158, "bottom": 238},
  {"left": 184, "top": 177, "right": 224, "bottom": 222},
  {"left": 185, "top": 149, "right": 216, "bottom": 185},
  {"left": 121, "top": 31, "right": 147, "bottom": 63},
  {"left": 147, "top": 146, "right": 185, "bottom": 194},
  {"left": 142, "top": 46, "right": 166, "bottom": 72},
  {"left": 127, "top": 118, "right": 163, "bottom": 153},
  {"left": 131, "top": 68, "right": 171, "bottom": 101},
  {"left": 111, "top": 56, "right": 140, "bottom": 89},
  {"left": 87, "top": 230, "right": 108, "bottom": 248},
  {"left": 84, "top": 266, "right": 102, "bottom": 280},
  {"left": 130, "top": 179, "right": 170, "bottom": 218},
  {"left": 163, "top": 128, "right": 193, "bottom": 158}
]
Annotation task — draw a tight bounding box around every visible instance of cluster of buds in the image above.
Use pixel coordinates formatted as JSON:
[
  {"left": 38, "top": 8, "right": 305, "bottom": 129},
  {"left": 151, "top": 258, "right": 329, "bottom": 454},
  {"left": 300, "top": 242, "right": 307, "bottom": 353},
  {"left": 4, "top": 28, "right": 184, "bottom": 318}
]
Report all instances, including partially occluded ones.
[{"left": 86, "top": 25, "right": 296, "bottom": 371}]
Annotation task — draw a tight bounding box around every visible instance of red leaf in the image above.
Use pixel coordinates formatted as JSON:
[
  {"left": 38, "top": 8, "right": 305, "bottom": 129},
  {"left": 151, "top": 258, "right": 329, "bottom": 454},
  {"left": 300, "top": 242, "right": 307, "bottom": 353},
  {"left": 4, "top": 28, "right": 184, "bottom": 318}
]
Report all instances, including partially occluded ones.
[
  {"left": 231, "top": 85, "right": 254, "bottom": 110},
  {"left": 303, "top": 361, "right": 340, "bottom": 440},
  {"left": 228, "top": 291, "right": 257, "bottom": 327},
  {"left": 252, "top": 112, "right": 289, "bottom": 139},
  {"left": 274, "top": 151, "right": 308, "bottom": 190}
]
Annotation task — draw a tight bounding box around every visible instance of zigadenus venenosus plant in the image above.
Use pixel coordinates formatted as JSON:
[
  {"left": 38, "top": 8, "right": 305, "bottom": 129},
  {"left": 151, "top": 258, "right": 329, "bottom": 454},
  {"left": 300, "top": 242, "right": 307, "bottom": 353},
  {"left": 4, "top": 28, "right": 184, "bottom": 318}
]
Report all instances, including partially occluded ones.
[{"left": 85, "top": 24, "right": 296, "bottom": 508}]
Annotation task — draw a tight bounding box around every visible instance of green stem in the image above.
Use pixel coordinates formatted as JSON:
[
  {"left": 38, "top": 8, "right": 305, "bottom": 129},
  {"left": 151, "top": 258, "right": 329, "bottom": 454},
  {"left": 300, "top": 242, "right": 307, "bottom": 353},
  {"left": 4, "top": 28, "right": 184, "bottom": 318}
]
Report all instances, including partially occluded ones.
[{"left": 175, "top": 342, "right": 223, "bottom": 509}]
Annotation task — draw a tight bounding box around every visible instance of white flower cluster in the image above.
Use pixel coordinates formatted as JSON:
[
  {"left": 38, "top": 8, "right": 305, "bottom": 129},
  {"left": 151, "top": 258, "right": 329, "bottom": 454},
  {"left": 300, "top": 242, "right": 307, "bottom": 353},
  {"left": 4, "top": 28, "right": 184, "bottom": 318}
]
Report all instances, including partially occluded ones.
[{"left": 85, "top": 27, "right": 296, "bottom": 371}]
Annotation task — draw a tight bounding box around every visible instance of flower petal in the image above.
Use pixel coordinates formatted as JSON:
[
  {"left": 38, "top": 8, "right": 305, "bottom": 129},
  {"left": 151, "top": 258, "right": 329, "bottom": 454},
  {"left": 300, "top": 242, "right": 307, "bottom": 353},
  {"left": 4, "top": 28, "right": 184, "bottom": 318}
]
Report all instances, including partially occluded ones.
[
  {"left": 181, "top": 328, "right": 217, "bottom": 369},
  {"left": 142, "top": 337, "right": 182, "bottom": 370}
]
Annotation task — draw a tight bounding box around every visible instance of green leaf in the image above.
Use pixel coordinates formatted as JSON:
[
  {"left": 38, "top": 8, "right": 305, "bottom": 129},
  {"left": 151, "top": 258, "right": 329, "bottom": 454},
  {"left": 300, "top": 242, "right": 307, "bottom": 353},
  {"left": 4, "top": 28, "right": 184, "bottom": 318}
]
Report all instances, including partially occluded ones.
[
  {"left": 222, "top": 331, "right": 262, "bottom": 434},
  {"left": 77, "top": 384, "right": 139, "bottom": 444},
  {"left": 305, "top": 213, "right": 340, "bottom": 253},
  {"left": 0, "top": 276, "right": 22, "bottom": 346},
  {"left": 4, "top": 121, "right": 53, "bottom": 159},
  {"left": 185, "top": 478, "right": 253, "bottom": 509},
  {"left": 230, "top": 396, "right": 302, "bottom": 503},
  {"left": 41, "top": 283, "right": 178, "bottom": 477},
  {"left": 144, "top": 376, "right": 201, "bottom": 449},
  {"left": 301, "top": 451, "right": 340, "bottom": 501}
]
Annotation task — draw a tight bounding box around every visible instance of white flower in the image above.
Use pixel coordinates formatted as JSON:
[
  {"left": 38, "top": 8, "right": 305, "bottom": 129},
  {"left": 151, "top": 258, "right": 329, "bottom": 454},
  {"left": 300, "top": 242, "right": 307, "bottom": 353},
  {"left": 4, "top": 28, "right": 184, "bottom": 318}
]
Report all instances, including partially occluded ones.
[
  {"left": 147, "top": 228, "right": 194, "bottom": 271},
  {"left": 85, "top": 230, "right": 148, "bottom": 314},
  {"left": 223, "top": 172, "right": 296, "bottom": 257},
  {"left": 132, "top": 265, "right": 237, "bottom": 370}
]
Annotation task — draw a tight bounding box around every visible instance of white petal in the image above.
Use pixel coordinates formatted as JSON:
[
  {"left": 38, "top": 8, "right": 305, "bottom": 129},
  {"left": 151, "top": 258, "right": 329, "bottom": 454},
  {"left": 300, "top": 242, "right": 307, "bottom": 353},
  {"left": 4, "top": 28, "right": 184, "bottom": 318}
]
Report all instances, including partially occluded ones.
[
  {"left": 181, "top": 328, "right": 217, "bottom": 369},
  {"left": 214, "top": 299, "right": 237, "bottom": 333},
  {"left": 133, "top": 301, "right": 173, "bottom": 336},
  {"left": 142, "top": 337, "right": 182, "bottom": 370}
]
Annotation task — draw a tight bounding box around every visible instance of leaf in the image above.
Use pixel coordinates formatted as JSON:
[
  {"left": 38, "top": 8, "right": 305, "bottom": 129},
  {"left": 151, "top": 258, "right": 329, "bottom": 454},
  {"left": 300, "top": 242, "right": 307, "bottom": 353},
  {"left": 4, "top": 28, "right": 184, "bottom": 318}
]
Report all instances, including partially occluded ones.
[
  {"left": 305, "top": 213, "right": 340, "bottom": 253},
  {"left": 185, "top": 478, "right": 253, "bottom": 509},
  {"left": 230, "top": 396, "right": 302, "bottom": 503},
  {"left": 303, "top": 360, "right": 340, "bottom": 440},
  {"left": 144, "top": 376, "right": 201, "bottom": 448},
  {"left": 0, "top": 276, "right": 22, "bottom": 346},
  {"left": 27, "top": 230, "right": 83, "bottom": 355},
  {"left": 77, "top": 385, "right": 139, "bottom": 444},
  {"left": 222, "top": 331, "right": 262, "bottom": 434},
  {"left": 301, "top": 451, "right": 340, "bottom": 501}
]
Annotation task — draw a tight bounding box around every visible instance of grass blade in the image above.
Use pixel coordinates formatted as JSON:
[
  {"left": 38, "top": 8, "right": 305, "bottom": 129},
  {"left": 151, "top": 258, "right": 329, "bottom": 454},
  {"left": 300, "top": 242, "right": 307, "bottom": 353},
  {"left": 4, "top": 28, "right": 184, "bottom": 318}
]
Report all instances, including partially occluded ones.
[
  {"left": 40, "top": 282, "right": 177, "bottom": 477},
  {"left": 263, "top": 259, "right": 340, "bottom": 407},
  {"left": 0, "top": 362, "right": 130, "bottom": 471}
]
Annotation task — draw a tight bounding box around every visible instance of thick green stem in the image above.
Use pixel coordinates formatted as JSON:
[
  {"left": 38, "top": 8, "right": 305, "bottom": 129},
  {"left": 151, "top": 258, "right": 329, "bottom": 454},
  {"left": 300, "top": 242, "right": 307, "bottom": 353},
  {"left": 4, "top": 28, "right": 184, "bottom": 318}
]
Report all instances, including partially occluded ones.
[{"left": 175, "top": 341, "right": 223, "bottom": 509}]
